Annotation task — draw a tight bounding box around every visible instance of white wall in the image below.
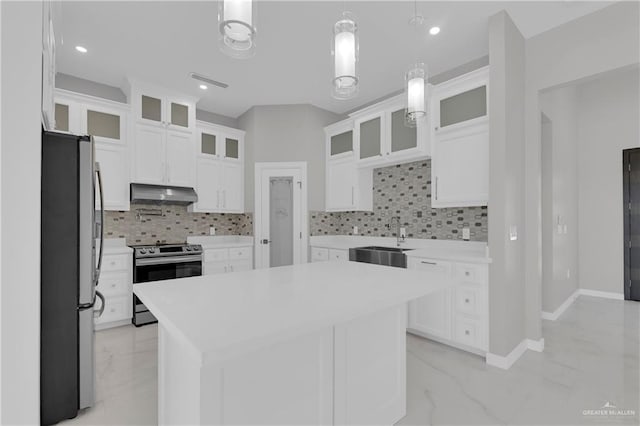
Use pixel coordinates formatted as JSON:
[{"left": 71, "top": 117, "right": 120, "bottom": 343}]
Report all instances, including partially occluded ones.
[
  {"left": 1, "top": 1, "right": 43, "bottom": 422},
  {"left": 524, "top": 1, "right": 639, "bottom": 339},
  {"left": 577, "top": 68, "right": 640, "bottom": 295},
  {"left": 539, "top": 87, "right": 579, "bottom": 313},
  {"left": 488, "top": 10, "right": 527, "bottom": 356},
  {"left": 238, "top": 104, "right": 342, "bottom": 212}
]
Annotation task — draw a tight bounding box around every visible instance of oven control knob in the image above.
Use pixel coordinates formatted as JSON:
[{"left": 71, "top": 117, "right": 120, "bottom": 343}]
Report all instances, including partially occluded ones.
[
  {"left": 186, "top": 247, "right": 191, "bottom": 251},
  {"left": 149, "top": 248, "right": 156, "bottom": 253},
  {"left": 140, "top": 249, "right": 147, "bottom": 254}
]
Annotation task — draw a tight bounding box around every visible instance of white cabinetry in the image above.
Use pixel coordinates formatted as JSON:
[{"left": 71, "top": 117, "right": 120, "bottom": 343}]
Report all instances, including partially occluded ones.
[
  {"left": 431, "top": 67, "right": 489, "bottom": 208},
  {"left": 126, "top": 81, "right": 197, "bottom": 188},
  {"left": 190, "top": 121, "right": 245, "bottom": 213},
  {"left": 407, "top": 256, "right": 488, "bottom": 353},
  {"left": 203, "top": 246, "right": 253, "bottom": 275},
  {"left": 325, "top": 120, "right": 372, "bottom": 212},
  {"left": 95, "top": 251, "right": 133, "bottom": 330},
  {"left": 310, "top": 247, "right": 349, "bottom": 262},
  {"left": 54, "top": 90, "right": 131, "bottom": 210}
]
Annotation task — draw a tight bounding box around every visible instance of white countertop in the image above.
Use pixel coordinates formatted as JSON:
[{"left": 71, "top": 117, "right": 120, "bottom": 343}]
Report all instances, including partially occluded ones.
[
  {"left": 309, "top": 235, "right": 491, "bottom": 263},
  {"left": 187, "top": 235, "right": 254, "bottom": 249},
  {"left": 134, "top": 261, "right": 452, "bottom": 365},
  {"left": 101, "top": 238, "right": 132, "bottom": 255}
]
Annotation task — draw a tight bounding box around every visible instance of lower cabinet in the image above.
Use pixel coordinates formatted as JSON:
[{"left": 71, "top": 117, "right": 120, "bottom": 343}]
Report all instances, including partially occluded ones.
[
  {"left": 310, "top": 247, "right": 349, "bottom": 262},
  {"left": 203, "top": 246, "right": 253, "bottom": 275},
  {"left": 95, "top": 252, "right": 133, "bottom": 330},
  {"left": 407, "top": 257, "right": 488, "bottom": 353}
]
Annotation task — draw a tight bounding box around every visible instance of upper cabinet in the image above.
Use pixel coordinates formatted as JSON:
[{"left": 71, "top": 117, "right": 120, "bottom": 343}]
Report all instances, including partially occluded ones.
[
  {"left": 190, "top": 121, "right": 245, "bottom": 214},
  {"left": 54, "top": 90, "right": 131, "bottom": 211},
  {"left": 431, "top": 67, "right": 489, "bottom": 208},
  {"left": 41, "top": 1, "right": 57, "bottom": 130},
  {"left": 353, "top": 94, "right": 431, "bottom": 167},
  {"left": 125, "top": 81, "right": 197, "bottom": 187}
]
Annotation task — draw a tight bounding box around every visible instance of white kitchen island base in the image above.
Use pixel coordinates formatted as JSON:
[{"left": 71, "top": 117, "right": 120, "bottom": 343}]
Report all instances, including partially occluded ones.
[
  {"left": 159, "top": 304, "right": 407, "bottom": 425},
  {"left": 134, "top": 262, "right": 451, "bottom": 426}
]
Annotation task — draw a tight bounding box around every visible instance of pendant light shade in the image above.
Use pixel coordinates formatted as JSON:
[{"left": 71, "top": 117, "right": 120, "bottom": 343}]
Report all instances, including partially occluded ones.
[
  {"left": 219, "top": 0, "right": 256, "bottom": 59},
  {"left": 405, "top": 63, "right": 427, "bottom": 127},
  {"left": 332, "top": 12, "right": 359, "bottom": 99}
]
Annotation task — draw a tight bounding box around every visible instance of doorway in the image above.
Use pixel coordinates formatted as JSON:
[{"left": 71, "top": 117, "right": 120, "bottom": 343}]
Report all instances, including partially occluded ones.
[
  {"left": 254, "top": 162, "right": 308, "bottom": 268},
  {"left": 624, "top": 148, "right": 640, "bottom": 301}
]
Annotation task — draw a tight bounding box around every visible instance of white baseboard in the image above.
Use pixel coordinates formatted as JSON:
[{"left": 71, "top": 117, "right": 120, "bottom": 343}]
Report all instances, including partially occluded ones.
[
  {"left": 527, "top": 338, "right": 545, "bottom": 352},
  {"left": 579, "top": 289, "right": 624, "bottom": 300},
  {"left": 486, "top": 340, "right": 528, "bottom": 370},
  {"left": 541, "top": 289, "right": 580, "bottom": 321}
]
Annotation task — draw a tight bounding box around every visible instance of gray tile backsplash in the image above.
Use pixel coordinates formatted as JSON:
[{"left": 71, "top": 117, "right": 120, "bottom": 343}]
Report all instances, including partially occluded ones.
[
  {"left": 310, "top": 159, "right": 488, "bottom": 241},
  {"left": 104, "top": 204, "right": 253, "bottom": 245}
]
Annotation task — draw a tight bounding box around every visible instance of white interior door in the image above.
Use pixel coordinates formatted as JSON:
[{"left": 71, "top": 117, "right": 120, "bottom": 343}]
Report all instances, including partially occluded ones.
[{"left": 255, "top": 163, "right": 307, "bottom": 269}]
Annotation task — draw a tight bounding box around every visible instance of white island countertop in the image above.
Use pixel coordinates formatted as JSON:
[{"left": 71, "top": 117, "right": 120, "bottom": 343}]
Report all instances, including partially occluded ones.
[{"left": 134, "top": 261, "right": 451, "bottom": 365}]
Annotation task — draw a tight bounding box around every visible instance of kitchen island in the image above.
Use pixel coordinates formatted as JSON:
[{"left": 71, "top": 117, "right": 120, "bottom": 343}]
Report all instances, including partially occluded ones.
[{"left": 134, "top": 261, "right": 451, "bottom": 425}]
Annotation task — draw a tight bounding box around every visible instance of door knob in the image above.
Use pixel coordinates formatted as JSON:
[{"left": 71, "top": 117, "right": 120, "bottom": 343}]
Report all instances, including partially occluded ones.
[{"left": 261, "top": 239, "right": 271, "bottom": 244}]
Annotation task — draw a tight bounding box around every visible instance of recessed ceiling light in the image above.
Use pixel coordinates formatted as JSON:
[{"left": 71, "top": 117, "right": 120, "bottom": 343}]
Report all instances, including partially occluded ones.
[
  {"left": 429, "top": 26, "right": 440, "bottom": 35},
  {"left": 199, "top": 84, "right": 208, "bottom": 90},
  {"left": 75, "top": 45, "right": 88, "bottom": 53}
]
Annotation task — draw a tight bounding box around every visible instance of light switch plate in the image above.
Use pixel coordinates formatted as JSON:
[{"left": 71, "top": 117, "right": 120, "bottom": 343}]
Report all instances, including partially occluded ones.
[
  {"left": 400, "top": 227, "right": 407, "bottom": 239},
  {"left": 209, "top": 226, "right": 216, "bottom": 236},
  {"left": 462, "top": 228, "right": 470, "bottom": 240}
]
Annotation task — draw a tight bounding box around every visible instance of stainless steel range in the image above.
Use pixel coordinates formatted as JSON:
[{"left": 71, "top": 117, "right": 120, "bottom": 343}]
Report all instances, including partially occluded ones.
[{"left": 131, "top": 243, "right": 203, "bottom": 326}]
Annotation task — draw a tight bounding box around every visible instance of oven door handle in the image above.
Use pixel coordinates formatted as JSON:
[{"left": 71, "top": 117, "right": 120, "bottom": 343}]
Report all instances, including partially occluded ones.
[{"left": 135, "top": 255, "right": 202, "bottom": 266}]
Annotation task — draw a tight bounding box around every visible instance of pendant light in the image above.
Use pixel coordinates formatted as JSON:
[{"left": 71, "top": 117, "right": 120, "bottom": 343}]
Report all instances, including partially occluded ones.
[
  {"left": 404, "top": 2, "right": 427, "bottom": 127},
  {"left": 218, "top": 0, "right": 256, "bottom": 59},
  {"left": 332, "top": 10, "right": 359, "bottom": 99}
]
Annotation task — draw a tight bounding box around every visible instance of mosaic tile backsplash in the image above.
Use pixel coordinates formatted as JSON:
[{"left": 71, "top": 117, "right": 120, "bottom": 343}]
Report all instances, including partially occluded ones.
[
  {"left": 310, "top": 160, "right": 488, "bottom": 241},
  {"left": 104, "top": 204, "right": 253, "bottom": 245}
]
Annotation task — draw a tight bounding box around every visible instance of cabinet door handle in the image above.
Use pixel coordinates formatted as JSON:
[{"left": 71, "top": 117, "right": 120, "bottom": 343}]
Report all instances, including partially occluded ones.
[
  {"left": 465, "top": 330, "right": 470, "bottom": 336},
  {"left": 421, "top": 261, "right": 437, "bottom": 265},
  {"left": 435, "top": 176, "right": 438, "bottom": 200},
  {"left": 351, "top": 186, "right": 355, "bottom": 205},
  {"left": 167, "top": 163, "right": 171, "bottom": 183},
  {"left": 223, "top": 190, "right": 226, "bottom": 208},
  {"left": 216, "top": 190, "right": 220, "bottom": 208}
]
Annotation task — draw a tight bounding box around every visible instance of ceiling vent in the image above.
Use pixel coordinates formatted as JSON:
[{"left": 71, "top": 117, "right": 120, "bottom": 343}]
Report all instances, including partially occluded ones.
[{"left": 189, "top": 72, "right": 229, "bottom": 89}]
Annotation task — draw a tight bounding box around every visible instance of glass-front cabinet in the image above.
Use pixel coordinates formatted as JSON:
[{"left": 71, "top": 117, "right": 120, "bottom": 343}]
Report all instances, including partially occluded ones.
[
  {"left": 196, "top": 122, "right": 244, "bottom": 162},
  {"left": 355, "top": 112, "right": 384, "bottom": 162},
  {"left": 129, "top": 81, "right": 196, "bottom": 132}
]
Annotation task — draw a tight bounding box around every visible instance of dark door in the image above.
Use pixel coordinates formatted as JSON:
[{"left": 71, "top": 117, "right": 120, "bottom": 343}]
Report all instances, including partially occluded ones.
[{"left": 624, "top": 148, "right": 640, "bottom": 301}]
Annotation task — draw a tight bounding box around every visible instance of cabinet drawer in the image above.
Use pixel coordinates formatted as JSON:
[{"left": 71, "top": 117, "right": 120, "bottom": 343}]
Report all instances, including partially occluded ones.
[
  {"left": 101, "top": 254, "right": 130, "bottom": 272},
  {"left": 454, "top": 263, "right": 485, "bottom": 284},
  {"left": 311, "top": 247, "right": 329, "bottom": 262},
  {"left": 97, "top": 272, "right": 130, "bottom": 297},
  {"left": 205, "top": 248, "right": 229, "bottom": 263},
  {"left": 229, "top": 247, "right": 252, "bottom": 260},
  {"left": 204, "top": 261, "right": 228, "bottom": 275},
  {"left": 454, "top": 284, "right": 485, "bottom": 316},
  {"left": 407, "top": 258, "right": 452, "bottom": 276},
  {"left": 329, "top": 249, "right": 348, "bottom": 262},
  {"left": 228, "top": 259, "right": 252, "bottom": 273},
  {"left": 453, "top": 315, "right": 484, "bottom": 350},
  {"left": 95, "top": 295, "right": 130, "bottom": 324}
]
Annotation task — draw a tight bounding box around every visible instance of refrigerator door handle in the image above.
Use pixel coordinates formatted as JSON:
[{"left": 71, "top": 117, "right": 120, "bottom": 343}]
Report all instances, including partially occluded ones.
[
  {"left": 95, "top": 162, "right": 105, "bottom": 286},
  {"left": 94, "top": 291, "right": 105, "bottom": 318}
]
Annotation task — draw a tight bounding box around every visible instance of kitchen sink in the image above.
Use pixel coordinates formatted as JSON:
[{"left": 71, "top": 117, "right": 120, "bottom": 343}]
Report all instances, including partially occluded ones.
[{"left": 349, "top": 246, "right": 414, "bottom": 268}]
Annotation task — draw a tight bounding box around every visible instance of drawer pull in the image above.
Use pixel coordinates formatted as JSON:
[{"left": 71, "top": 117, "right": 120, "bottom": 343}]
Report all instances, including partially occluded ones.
[
  {"left": 465, "top": 271, "right": 470, "bottom": 276},
  {"left": 421, "top": 261, "right": 437, "bottom": 265},
  {"left": 465, "top": 298, "right": 470, "bottom": 303},
  {"left": 465, "top": 330, "right": 470, "bottom": 335}
]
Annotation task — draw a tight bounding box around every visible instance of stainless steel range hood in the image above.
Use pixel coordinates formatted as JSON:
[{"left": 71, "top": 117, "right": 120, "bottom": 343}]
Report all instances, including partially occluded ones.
[{"left": 130, "top": 183, "right": 198, "bottom": 205}]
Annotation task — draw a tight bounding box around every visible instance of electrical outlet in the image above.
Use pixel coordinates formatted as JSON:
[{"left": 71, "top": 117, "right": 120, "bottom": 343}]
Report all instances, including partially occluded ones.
[
  {"left": 209, "top": 226, "right": 216, "bottom": 236},
  {"left": 353, "top": 225, "right": 358, "bottom": 235},
  {"left": 462, "top": 228, "right": 470, "bottom": 240},
  {"left": 400, "top": 227, "right": 407, "bottom": 239},
  {"left": 509, "top": 225, "right": 518, "bottom": 241}
]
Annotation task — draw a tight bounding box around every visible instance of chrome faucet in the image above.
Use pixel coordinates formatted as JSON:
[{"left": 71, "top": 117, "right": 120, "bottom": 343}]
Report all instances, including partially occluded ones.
[{"left": 387, "top": 216, "right": 406, "bottom": 247}]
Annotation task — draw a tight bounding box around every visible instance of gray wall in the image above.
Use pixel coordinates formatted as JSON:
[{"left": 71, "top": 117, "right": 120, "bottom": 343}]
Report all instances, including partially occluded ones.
[
  {"left": 488, "top": 10, "right": 527, "bottom": 356},
  {"left": 238, "top": 104, "right": 343, "bottom": 212},
  {"left": 524, "top": 1, "right": 639, "bottom": 339},
  {"left": 1, "top": 1, "right": 42, "bottom": 422},
  {"left": 56, "top": 72, "right": 127, "bottom": 102},
  {"left": 539, "top": 87, "right": 579, "bottom": 313},
  {"left": 577, "top": 68, "right": 640, "bottom": 295}
]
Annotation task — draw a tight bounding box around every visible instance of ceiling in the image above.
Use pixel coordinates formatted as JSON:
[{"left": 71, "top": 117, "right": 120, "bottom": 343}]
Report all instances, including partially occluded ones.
[{"left": 57, "top": 1, "right": 613, "bottom": 118}]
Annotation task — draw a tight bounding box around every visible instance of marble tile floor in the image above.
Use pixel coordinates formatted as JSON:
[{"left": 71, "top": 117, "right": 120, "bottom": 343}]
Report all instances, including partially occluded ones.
[{"left": 64, "top": 296, "right": 639, "bottom": 425}]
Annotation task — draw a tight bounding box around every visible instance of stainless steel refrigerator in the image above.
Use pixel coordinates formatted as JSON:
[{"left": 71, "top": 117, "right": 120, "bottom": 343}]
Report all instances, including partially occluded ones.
[{"left": 40, "top": 130, "right": 105, "bottom": 425}]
